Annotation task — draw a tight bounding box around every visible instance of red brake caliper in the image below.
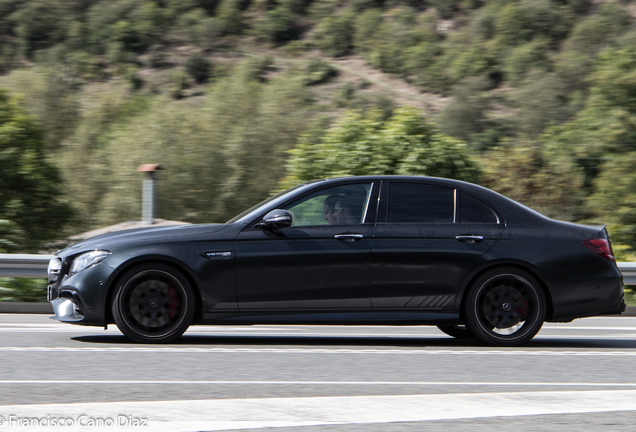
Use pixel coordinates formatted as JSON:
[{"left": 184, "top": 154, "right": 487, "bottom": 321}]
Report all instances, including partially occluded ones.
[
  {"left": 168, "top": 286, "right": 178, "bottom": 319},
  {"left": 516, "top": 298, "right": 529, "bottom": 318}
]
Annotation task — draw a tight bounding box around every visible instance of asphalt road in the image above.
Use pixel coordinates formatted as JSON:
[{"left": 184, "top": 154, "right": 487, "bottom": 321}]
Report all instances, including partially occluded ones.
[{"left": 0, "top": 314, "right": 635, "bottom": 431}]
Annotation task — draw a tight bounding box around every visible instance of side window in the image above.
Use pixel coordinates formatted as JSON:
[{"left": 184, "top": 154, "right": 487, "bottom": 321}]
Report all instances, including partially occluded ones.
[
  {"left": 458, "top": 192, "right": 499, "bottom": 223},
  {"left": 284, "top": 183, "right": 373, "bottom": 226},
  {"left": 388, "top": 183, "right": 454, "bottom": 223}
]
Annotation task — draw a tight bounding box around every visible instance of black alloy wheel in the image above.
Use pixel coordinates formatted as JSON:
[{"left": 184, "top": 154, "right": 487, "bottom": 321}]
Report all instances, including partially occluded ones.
[
  {"left": 112, "top": 263, "right": 195, "bottom": 343},
  {"left": 436, "top": 324, "right": 474, "bottom": 340},
  {"left": 464, "top": 267, "right": 546, "bottom": 347}
]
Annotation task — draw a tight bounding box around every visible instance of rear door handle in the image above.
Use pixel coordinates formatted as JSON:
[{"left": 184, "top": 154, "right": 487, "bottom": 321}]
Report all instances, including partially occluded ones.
[
  {"left": 456, "top": 235, "right": 484, "bottom": 244},
  {"left": 335, "top": 234, "right": 364, "bottom": 242}
]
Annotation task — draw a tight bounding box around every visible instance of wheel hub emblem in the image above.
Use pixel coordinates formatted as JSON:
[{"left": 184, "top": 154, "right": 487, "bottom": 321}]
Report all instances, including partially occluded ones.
[
  {"left": 149, "top": 298, "right": 159, "bottom": 309},
  {"left": 501, "top": 302, "right": 512, "bottom": 312}
]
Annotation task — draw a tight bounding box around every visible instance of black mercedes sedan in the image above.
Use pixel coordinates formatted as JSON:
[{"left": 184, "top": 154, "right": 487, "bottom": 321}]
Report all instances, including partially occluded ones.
[{"left": 47, "top": 176, "right": 625, "bottom": 346}]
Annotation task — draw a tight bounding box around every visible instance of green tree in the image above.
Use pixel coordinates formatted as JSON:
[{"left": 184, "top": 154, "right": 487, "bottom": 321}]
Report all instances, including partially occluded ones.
[
  {"left": 4, "top": 66, "right": 79, "bottom": 150},
  {"left": 0, "top": 88, "right": 71, "bottom": 251},
  {"left": 216, "top": 0, "right": 244, "bottom": 35},
  {"left": 479, "top": 138, "right": 584, "bottom": 221},
  {"left": 544, "top": 47, "right": 636, "bottom": 165},
  {"left": 185, "top": 52, "right": 212, "bottom": 83},
  {"left": 282, "top": 107, "right": 480, "bottom": 188},
  {"left": 438, "top": 76, "right": 491, "bottom": 141},
  {"left": 58, "top": 60, "right": 315, "bottom": 227},
  {"left": 587, "top": 153, "right": 636, "bottom": 252},
  {"left": 254, "top": 7, "right": 296, "bottom": 45},
  {"left": 314, "top": 9, "right": 356, "bottom": 57},
  {"left": 510, "top": 70, "right": 576, "bottom": 138}
]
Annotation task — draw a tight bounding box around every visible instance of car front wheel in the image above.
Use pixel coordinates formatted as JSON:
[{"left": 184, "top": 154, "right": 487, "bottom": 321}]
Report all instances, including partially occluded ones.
[
  {"left": 112, "top": 263, "right": 195, "bottom": 343},
  {"left": 464, "top": 267, "right": 546, "bottom": 347}
]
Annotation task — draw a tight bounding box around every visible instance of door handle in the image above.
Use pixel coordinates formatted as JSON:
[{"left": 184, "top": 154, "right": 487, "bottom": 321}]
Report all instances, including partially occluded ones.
[
  {"left": 335, "top": 234, "right": 364, "bottom": 242},
  {"left": 456, "top": 235, "right": 484, "bottom": 244}
]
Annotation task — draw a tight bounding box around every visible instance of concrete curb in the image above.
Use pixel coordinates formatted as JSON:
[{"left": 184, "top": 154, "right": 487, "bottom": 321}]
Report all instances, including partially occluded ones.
[{"left": 0, "top": 302, "right": 635, "bottom": 317}]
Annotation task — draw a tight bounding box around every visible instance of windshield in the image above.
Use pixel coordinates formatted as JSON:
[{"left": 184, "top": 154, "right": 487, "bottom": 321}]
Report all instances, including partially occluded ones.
[{"left": 225, "top": 184, "right": 306, "bottom": 224}]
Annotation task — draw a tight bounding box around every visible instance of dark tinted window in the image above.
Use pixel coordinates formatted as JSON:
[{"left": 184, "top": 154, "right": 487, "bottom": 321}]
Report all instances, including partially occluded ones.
[
  {"left": 388, "top": 183, "right": 454, "bottom": 223},
  {"left": 458, "top": 192, "right": 498, "bottom": 223}
]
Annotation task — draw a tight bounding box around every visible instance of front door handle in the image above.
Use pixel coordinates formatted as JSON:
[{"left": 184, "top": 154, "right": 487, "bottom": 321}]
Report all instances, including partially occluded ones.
[
  {"left": 335, "top": 234, "right": 364, "bottom": 242},
  {"left": 456, "top": 235, "right": 484, "bottom": 244}
]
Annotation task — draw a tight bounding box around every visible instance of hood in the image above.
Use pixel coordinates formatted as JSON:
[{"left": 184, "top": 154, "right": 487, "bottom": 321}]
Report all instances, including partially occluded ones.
[{"left": 59, "top": 224, "right": 229, "bottom": 255}]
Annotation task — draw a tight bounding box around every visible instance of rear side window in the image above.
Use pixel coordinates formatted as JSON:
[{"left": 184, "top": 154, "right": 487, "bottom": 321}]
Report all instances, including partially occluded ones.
[
  {"left": 388, "top": 183, "right": 454, "bottom": 223},
  {"left": 458, "top": 192, "right": 498, "bottom": 223}
]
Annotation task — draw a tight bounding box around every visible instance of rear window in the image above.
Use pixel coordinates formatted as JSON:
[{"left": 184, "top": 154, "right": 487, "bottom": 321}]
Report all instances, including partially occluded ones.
[
  {"left": 388, "top": 183, "right": 454, "bottom": 223},
  {"left": 458, "top": 192, "right": 498, "bottom": 223}
]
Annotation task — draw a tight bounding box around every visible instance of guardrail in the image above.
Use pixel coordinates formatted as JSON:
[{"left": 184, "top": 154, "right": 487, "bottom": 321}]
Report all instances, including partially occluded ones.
[
  {"left": 0, "top": 254, "right": 54, "bottom": 278},
  {"left": 2, "top": 253, "right": 636, "bottom": 284}
]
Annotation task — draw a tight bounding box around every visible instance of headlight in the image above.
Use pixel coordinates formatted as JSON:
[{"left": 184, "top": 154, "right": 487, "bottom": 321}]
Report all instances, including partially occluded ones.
[{"left": 69, "top": 251, "right": 111, "bottom": 276}]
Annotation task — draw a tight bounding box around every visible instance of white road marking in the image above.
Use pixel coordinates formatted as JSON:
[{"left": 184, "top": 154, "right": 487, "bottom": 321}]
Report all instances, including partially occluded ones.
[
  {"left": 0, "top": 390, "right": 636, "bottom": 431},
  {"left": 4, "top": 327, "right": 636, "bottom": 340},
  {"left": 0, "top": 380, "right": 634, "bottom": 387},
  {"left": 0, "top": 346, "right": 636, "bottom": 355}
]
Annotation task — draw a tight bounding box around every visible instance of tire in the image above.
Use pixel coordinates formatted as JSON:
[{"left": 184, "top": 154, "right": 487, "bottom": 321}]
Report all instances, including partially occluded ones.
[
  {"left": 437, "top": 324, "right": 474, "bottom": 340},
  {"left": 464, "top": 267, "right": 546, "bottom": 347},
  {"left": 112, "top": 263, "right": 195, "bottom": 343}
]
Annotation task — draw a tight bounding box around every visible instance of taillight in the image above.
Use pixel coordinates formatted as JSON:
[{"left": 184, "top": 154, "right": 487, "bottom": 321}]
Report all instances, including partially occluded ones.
[{"left": 582, "top": 238, "right": 616, "bottom": 262}]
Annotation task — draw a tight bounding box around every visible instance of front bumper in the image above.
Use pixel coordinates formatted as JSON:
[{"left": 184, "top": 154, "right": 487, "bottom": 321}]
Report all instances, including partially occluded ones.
[
  {"left": 47, "top": 261, "right": 115, "bottom": 326},
  {"left": 50, "top": 297, "right": 84, "bottom": 322}
]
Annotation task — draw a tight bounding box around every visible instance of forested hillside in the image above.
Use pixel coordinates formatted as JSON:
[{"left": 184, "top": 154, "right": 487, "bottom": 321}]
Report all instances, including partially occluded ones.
[{"left": 2, "top": 0, "right": 636, "bottom": 257}]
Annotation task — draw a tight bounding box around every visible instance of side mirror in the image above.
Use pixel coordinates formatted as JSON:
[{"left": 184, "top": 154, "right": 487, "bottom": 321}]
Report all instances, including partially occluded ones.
[{"left": 257, "top": 209, "right": 292, "bottom": 229}]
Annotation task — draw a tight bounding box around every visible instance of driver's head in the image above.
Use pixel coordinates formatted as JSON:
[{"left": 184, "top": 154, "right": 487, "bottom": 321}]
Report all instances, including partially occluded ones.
[
  {"left": 334, "top": 194, "right": 364, "bottom": 225},
  {"left": 323, "top": 194, "right": 340, "bottom": 225}
]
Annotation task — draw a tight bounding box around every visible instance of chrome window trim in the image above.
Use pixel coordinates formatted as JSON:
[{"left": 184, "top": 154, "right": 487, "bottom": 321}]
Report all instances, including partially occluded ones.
[
  {"left": 453, "top": 189, "right": 457, "bottom": 223},
  {"left": 361, "top": 183, "right": 374, "bottom": 224}
]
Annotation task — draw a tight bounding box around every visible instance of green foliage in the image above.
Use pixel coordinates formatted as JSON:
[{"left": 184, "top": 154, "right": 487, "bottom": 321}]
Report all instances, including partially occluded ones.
[
  {"left": 301, "top": 59, "right": 338, "bottom": 85},
  {"left": 438, "top": 76, "right": 491, "bottom": 141},
  {"left": 562, "top": 1, "right": 631, "bottom": 56},
  {"left": 3, "top": 66, "right": 79, "bottom": 150},
  {"left": 254, "top": 7, "right": 297, "bottom": 45},
  {"left": 3, "top": 0, "right": 636, "bottom": 259},
  {"left": 125, "top": 67, "right": 145, "bottom": 91},
  {"left": 334, "top": 82, "right": 355, "bottom": 107},
  {"left": 314, "top": 9, "right": 356, "bottom": 57},
  {"left": 492, "top": 0, "right": 571, "bottom": 47},
  {"left": 587, "top": 153, "right": 636, "bottom": 249},
  {"left": 353, "top": 8, "right": 382, "bottom": 53},
  {"left": 177, "top": 8, "right": 220, "bottom": 47},
  {"left": 14, "top": 0, "right": 72, "bottom": 56},
  {"left": 480, "top": 139, "right": 584, "bottom": 221},
  {"left": 0, "top": 88, "right": 72, "bottom": 251},
  {"left": 216, "top": 0, "right": 244, "bottom": 35},
  {"left": 545, "top": 47, "right": 636, "bottom": 165},
  {"left": 57, "top": 61, "right": 315, "bottom": 227},
  {"left": 85, "top": 0, "right": 165, "bottom": 55},
  {"left": 0, "top": 220, "right": 17, "bottom": 252},
  {"left": 0, "top": 277, "right": 47, "bottom": 302},
  {"left": 503, "top": 38, "right": 551, "bottom": 85},
  {"left": 510, "top": 70, "right": 575, "bottom": 137},
  {"left": 431, "top": 0, "right": 459, "bottom": 19},
  {"left": 185, "top": 52, "right": 213, "bottom": 83},
  {"left": 282, "top": 107, "right": 480, "bottom": 188}
]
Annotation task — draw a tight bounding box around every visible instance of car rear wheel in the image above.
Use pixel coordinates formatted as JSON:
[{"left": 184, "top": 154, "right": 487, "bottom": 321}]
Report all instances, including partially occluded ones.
[
  {"left": 465, "top": 267, "right": 546, "bottom": 347},
  {"left": 436, "top": 324, "right": 474, "bottom": 340},
  {"left": 112, "top": 263, "right": 195, "bottom": 343}
]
